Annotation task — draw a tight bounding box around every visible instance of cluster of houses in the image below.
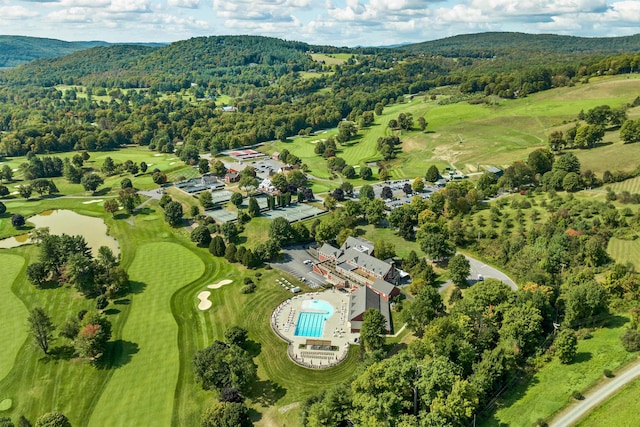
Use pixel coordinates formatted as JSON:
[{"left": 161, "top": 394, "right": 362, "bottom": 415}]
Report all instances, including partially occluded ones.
[{"left": 313, "top": 236, "right": 401, "bottom": 334}]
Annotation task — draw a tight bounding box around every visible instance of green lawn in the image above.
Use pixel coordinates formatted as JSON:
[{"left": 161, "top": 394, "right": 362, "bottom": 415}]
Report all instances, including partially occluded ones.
[
  {"left": 0, "top": 254, "right": 27, "bottom": 381},
  {"left": 0, "top": 192, "right": 361, "bottom": 426},
  {"left": 482, "top": 314, "right": 638, "bottom": 427},
  {"left": 88, "top": 242, "right": 205, "bottom": 427},
  {"left": 576, "top": 376, "right": 640, "bottom": 427},
  {"left": 608, "top": 238, "right": 640, "bottom": 270}
]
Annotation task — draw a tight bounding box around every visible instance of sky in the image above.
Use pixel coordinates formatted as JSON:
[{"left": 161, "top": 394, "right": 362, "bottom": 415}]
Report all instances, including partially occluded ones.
[{"left": 1, "top": 0, "right": 639, "bottom": 47}]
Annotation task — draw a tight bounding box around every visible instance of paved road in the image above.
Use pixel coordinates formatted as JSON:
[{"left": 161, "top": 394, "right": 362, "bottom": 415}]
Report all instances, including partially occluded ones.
[
  {"left": 269, "top": 245, "right": 325, "bottom": 289},
  {"left": 439, "top": 254, "right": 517, "bottom": 292},
  {"left": 550, "top": 358, "right": 640, "bottom": 427}
]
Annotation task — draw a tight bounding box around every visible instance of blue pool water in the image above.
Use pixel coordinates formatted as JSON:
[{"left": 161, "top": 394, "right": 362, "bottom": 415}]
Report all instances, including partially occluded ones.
[
  {"left": 294, "top": 312, "right": 327, "bottom": 337},
  {"left": 301, "top": 299, "right": 334, "bottom": 316}
]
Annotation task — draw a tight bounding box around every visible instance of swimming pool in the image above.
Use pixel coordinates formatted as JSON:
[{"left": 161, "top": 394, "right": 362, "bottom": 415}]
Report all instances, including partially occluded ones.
[{"left": 294, "top": 312, "right": 328, "bottom": 337}]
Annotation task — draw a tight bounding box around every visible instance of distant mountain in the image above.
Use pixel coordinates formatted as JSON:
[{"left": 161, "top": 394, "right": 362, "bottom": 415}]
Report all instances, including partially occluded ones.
[
  {"left": 0, "top": 35, "right": 164, "bottom": 68},
  {"left": 401, "top": 32, "right": 640, "bottom": 57},
  {"left": 0, "top": 35, "right": 315, "bottom": 88}
]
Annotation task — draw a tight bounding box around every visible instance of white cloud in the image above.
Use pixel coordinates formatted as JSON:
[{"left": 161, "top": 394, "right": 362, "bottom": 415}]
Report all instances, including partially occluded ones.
[
  {"left": 0, "top": 5, "right": 39, "bottom": 19},
  {"left": 108, "top": 0, "right": 151, "bottom": 13},
  {"left": 60, "top": 0, "right": 110, "bottom": 7},
  {"left": 167, "top": 0, "right": 200, "bottom": 8}
]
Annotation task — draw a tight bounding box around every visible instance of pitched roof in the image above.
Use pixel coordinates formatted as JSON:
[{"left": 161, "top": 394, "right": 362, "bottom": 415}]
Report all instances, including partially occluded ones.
[
  {"left": 371, "top": 278, "right": 396, "bottom": 296},
  {"left": 349, "top": 286, "right": 391, "bottom": 332},
  {"left": 319, "top": 243, "right": 340, "bottom": 259},
  {"left": 339, "top": 248, "right": 392, "bottom": 277},
  {"left": 342, "top": 236, "right": 374, "bottom": 254}
]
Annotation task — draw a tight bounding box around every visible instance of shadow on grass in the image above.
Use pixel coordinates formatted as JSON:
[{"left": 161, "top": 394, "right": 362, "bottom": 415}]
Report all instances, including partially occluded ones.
[
  {"left": 477, "top": 373, "right": 541, "bottom": 426},
  {"left": 129, "top": 280, "right": 147, "bottom": 295},
  {"left": 48, "top": 345, "right": 76, "bottom": 361},
  {"left": 249, "top": 379, "right": 287, "bottom": 408},
  {"left": 114, "top": 298, "right": 130, "bottom": 305},
  {"left": 603, "top": 314, "right": 629, "bottom": 329},
  {"left": 572, "top": 352, "right": 592, "bottom": 364},
  {"left": 137, "top": 207, "right": 156, "bottom": 216},
  {"left": 113, "top": 212, "right": 130, "bottom": 220},
  {"left": 248, "top": 407, "right": 263, "bottom": 424},
  {"left": 103, "top": 308, "right": 121, "bottom": 316},
  {"left": 243, "top": 339, "right": 262, "bottom": 358},
  {"left": 100, "top": 340, "right": 140, "bottom": 370},
  {"left": 93, "top": 187, "right": 112, "bottom": 196}
]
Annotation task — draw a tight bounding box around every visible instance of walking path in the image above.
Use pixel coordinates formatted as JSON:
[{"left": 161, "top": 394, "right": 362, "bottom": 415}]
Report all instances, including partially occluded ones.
[
  {"left": 438, "top": 253, "right": 518, "bottom": 293},
  {"left": 550, "top": 358, "right": 640, "bottom": 427}
]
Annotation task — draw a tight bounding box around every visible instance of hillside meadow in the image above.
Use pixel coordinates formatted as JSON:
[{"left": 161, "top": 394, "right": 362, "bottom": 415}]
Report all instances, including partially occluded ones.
[{"left": 263, "top": 74, "right": 640, "bottom": 187}]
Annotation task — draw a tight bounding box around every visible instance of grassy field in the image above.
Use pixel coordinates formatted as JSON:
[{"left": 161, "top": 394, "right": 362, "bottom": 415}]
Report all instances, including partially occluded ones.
[
  {"left": 482, "top": 314, "right": 638, "bottom": 427},
  {"left": 310, "top": 53, "right": 354, "bottom": 65},
  {"left": 608, "top": 238, "right": 640, "bottom": 270},
  {"left": 88, "top": 242, "right": 205, "bottom": 426},
  {"left": 608, "top": 176, "right": 640, "bottom": 194},
  {"left": 0, "top": 190, "right": 361, "bottom": 425},
  {"left": 0, "top": 254, "right": 27, "bottom": 381},
  {"left": 263, "top": 74, "right": 640, "bottom": 184},
  {"left": 576, "top": 376, "right": 640, "bottom": 427}
]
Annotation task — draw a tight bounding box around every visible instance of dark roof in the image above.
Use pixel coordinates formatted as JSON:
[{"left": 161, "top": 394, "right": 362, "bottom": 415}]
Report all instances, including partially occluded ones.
[
  {"left": 487, "top": 167, "right": 503, "bottom": 174},
  {"left": 339, "top": 248, "right": 392, "bottom": 277},
  {"left": 349, "top": 286, "right": 391, "bottom": 332},
  {"left": 371, "top": 278, "right": 396, "bottom": 296}
]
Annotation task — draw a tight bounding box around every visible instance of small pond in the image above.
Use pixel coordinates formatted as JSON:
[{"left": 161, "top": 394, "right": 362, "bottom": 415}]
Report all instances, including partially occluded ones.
[{"left": 0, "top": 210, "right": 120, "bottom": 257}]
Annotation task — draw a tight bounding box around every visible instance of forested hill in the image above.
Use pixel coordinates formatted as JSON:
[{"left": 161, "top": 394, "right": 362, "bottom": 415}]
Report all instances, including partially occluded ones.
[
  {"left": 0, "top": 36, "right": 111, "bottom": 68},
  {"left": 0, "top": 35, "right": 316, "bottom": 89},
  {"left": 401, "top": 32, "right": 640, "bottom": 57}
]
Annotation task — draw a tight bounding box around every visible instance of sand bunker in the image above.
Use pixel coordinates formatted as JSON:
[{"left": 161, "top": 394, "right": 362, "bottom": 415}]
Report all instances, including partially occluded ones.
[
  {"left": 207, "top": 279, "right": 233, "bottom": 289},
  {"left": 154, "top": 153, "right": 164, "bottom": 157},
  {"left": 169, "top": 162, "right": 177, "bottom": 165},
  {"left": 82, "top": 199, "right": 104, "bottom": 205},
  {"left": 197, "top": 291, "right": 212, "bottom": 310}
]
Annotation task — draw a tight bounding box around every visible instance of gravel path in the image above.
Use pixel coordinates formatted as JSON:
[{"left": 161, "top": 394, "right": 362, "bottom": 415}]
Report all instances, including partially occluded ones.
[{"left": 550, "top": 358, "right": 640, "bottom": 427}]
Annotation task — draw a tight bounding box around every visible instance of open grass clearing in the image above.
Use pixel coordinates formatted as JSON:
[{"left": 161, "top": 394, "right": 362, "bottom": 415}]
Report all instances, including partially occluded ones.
[
  {"left": 608, "top": 238, "right": 640, "bottom": 270},
  {"left": 576, "top": 375, "right": 640, "bottom": 427},
  {"left": 482, "top": 314, "right": 638, "bottom": 427},
  {"left": 0, "top": 254, "right": 27, "bottom": 381},
  {"left": 310, "top": 53, "right": 353, "bottom": 65}
]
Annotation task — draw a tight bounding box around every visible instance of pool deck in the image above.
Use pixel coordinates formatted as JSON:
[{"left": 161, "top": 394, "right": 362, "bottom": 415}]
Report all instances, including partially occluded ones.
[{"left": 271, "top": 289, "right": 356, "bottom": 369}]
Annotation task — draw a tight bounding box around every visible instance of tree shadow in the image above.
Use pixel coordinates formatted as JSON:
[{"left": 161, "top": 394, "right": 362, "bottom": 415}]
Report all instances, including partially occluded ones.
[
  {"left": 99, "top": 340, "right": 140, "bottom": 370},
  {"left": 48, "top": 344, "right": 76, "bottom": 361},
  {"left": 572, "top": 352, "right": 592, "bottom": 364},
  {"left": 249, "top": 379, "right": 287, "bottom": 407},
  {"left": 103, "top": 308, "right": 121, "bottom": 316},
  {"left": 248, "top": 407, "right": 263, "bottom": 424},
  {"left": 243, "top": 339, "right": 262, "bottom": 358},
  {"left": 603, "top": 314, "right": 629, "bottom": 329},
  {"left": 114, "top": 298, "right": 131, "bottom": 305},
  {"left": 137, "top": 207, "right": 156, "bottom": 216},
  {"left": 113, "top": 212, "right": 129, "bottom": 220},
  {"left": 129, "top": 280, "right": 147, "bottom": 295},
  {"left": 94, "top": 187, "right": 112, "bottom": 196}
]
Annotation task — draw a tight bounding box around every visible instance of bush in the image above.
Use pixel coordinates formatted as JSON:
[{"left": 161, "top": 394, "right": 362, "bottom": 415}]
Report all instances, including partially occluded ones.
[
  {"left": 621, "top": 329, "right": 640, "bottom": 352},
  {"left": 535, "top": 419, "right": 548, "bottom": 427},
  {"left": 240, "top": 284, "right": 256, "bottom": 294},
  {"left": 603, "top": 369, "right": 614, "bottom": 378},
  {"left": 243, "top": 277, "right": 254, "bottom": 285},
  {"left": 571, "top": 390, "right": 584, "bottom": 400}
]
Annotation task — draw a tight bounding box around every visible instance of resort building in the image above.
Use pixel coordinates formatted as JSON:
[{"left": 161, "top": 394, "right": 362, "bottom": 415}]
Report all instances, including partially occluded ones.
[{"left": 313, "top": 236, "right": 400, "bottom": 334}]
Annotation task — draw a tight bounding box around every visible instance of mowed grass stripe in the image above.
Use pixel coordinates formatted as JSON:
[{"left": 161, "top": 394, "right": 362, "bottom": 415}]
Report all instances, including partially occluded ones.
[
  {"left": 608, "top": 238, "right": 640, "bottom": 270},
  {"left": 0, "top": 254, "right": 27, "bottom": 381},
  {"left": 88, "top": 242, "right": 205, "bottom": 427}
]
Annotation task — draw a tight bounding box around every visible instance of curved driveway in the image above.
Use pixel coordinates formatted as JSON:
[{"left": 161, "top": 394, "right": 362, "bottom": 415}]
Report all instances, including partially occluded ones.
[
  {"left": 550, "top": 359, "right": 640, "bottom": 427},
  {"left": 439, "top": 254, "right": 517, "bottom": 292}
]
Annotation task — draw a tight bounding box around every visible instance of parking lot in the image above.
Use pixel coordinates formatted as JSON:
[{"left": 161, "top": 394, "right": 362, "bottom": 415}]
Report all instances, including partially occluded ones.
[
  {"left": 368, "top": 179, "right": 440, "bottom": 210},
  {"left": 269, "top": 246, "right": 326, "bottom": 289}
]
